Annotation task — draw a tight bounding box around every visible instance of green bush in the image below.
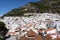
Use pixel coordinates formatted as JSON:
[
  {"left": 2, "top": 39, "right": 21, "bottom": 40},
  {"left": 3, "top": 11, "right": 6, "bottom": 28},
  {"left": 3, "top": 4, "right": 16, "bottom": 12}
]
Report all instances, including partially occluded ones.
[
  {"left": 0, "top": 21, "right": 8, "bottom": 40},
  {"left": 0, "top": 37, "right": 4, "bottom": 40}
]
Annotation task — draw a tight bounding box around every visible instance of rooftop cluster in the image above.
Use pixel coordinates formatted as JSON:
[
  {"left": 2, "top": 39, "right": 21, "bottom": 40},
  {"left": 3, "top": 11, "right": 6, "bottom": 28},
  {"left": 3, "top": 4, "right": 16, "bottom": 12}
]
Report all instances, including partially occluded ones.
[{"left": 0, "top": 13, "right": 60, "bottom": 40}]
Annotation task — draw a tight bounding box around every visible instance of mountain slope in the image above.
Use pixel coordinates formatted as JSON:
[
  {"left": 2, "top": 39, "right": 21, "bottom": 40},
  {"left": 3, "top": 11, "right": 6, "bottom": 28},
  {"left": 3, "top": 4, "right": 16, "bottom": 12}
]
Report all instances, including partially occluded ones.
[{"left": 3, "top": 0, "right": 60, "bottom": 16}]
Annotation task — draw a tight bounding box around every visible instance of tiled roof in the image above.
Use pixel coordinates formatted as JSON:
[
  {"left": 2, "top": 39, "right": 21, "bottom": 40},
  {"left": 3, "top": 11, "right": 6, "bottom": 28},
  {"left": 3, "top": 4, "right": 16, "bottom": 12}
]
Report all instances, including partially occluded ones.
[
  {"left": 26, "top": 24, "right": 32, "bottom": 28},
  {"left": 18, "top": 35, "right": 43, "bottom": 40},
  {"left": 18, "top": 29, "right": 43, "bottom": 40},
  {"left": 45, "top": 34, "right": 52, "bottom": 40},
  {"left": 54, "top": 37, "right": 60, "bottom": 40},
  {"left": 50, "top": 33, "right": 57, "bottom": 35},
  {"left": 26, "top": 29, "right": 37, "bottom": 36},
  {"left": 46, "top": 28, "right": 55, "bottom": 32}
]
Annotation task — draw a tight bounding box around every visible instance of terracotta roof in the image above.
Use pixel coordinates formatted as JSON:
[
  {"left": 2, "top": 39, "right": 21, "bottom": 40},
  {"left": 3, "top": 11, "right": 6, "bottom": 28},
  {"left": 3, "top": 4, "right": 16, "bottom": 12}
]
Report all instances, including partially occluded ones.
[
  {"left": 45, "top": 19, "right": 54, "bottom": 22},
  {"left": 18, "top": 29, "right": 43, "bottom": 40},
  {"left": 18, "top": 35, "right": 43, "bottom": 40},
  {"left": 50, "top": 33, "right": 57, "bottom": 35},
  {"left": 45, "top": 34, "right": 52, "bottom": 40},
  {"left": 46, "top": 28, "right": 55, "bottom": 32},
  {"left": 54, "top": 36, "right": 60, "bottom": 40},
  {"left": 26, "top": 24, "right": 32, "bottom": 28},
  {"left": 26, "top": 29, "right": 37, "bottom": 36}
]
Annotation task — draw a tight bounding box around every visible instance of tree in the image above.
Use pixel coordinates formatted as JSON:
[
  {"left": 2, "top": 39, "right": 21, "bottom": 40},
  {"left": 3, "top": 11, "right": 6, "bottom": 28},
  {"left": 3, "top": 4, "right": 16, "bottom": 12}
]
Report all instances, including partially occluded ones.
[{"left": 0, "top": 21, "right": 8, "bottom": 40}]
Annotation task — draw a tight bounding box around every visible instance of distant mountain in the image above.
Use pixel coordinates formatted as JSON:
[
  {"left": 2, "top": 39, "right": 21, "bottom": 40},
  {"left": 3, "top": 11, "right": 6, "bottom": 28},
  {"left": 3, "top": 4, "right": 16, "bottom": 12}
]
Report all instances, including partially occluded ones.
[{"left": 3, "top": 0, "right": 60, "bottom": 17}]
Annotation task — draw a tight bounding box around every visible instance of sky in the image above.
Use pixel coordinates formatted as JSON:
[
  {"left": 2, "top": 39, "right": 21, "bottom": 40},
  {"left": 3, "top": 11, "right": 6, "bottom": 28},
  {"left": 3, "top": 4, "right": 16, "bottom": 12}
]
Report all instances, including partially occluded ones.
[{"left": 0, "top": 0, "right": 40, "bottom": 16}]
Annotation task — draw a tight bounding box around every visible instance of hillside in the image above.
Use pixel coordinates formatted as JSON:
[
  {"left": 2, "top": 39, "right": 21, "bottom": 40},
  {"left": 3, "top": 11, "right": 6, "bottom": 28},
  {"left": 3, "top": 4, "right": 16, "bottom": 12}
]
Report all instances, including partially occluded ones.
[{"left": 3, "top": 0, "right": 60, "bottom": 16}]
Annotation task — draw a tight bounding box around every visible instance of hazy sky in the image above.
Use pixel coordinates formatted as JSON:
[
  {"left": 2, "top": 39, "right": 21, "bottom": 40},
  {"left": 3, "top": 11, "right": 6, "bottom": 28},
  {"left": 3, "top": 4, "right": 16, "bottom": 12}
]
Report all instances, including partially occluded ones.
[{"left": 0, "top": 0, "right": 40, "bottom": 16}]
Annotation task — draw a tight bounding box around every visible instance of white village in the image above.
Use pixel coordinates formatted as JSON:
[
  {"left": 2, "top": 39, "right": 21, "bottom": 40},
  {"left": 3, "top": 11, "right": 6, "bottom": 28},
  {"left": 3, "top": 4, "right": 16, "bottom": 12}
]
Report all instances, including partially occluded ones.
[{"left": 0, "top": 13, "right": 60, "bottom": 40}]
